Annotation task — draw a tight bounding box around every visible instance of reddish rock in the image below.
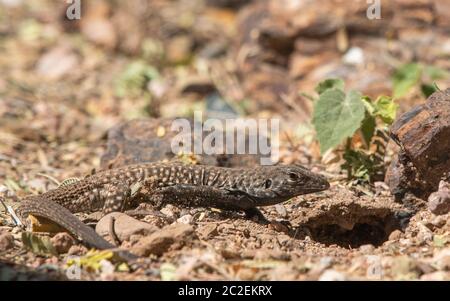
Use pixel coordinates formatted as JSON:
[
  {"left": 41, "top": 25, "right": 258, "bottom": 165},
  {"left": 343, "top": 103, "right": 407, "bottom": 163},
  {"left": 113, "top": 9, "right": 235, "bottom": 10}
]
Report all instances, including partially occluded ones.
[
  {"left": 387, "top": 89, "right": 450, "bottom": 199},
  {"left": 131, "top": 223, "right": 194, "bottom": 257}
]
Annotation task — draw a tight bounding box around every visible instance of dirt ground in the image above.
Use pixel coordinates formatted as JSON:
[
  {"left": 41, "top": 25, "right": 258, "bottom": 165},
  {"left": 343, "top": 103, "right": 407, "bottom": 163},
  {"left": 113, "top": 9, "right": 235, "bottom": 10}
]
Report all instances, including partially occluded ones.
[{"left": 0, "top": 0, "right": 449, "bottom": 280}]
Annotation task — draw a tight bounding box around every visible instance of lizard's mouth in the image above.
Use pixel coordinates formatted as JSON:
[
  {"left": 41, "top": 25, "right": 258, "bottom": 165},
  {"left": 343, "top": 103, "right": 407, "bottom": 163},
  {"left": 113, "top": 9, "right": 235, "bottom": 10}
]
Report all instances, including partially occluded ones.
[{"left": 304, "top": 183, "right": 330, "bottom": 193}]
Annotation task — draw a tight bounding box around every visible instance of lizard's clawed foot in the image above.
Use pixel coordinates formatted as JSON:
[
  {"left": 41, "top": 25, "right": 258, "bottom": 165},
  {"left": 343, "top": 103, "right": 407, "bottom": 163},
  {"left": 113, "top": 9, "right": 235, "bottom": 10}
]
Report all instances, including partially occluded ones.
[{"left": 243, "top": 208, "right": 270, "bottom": 225}]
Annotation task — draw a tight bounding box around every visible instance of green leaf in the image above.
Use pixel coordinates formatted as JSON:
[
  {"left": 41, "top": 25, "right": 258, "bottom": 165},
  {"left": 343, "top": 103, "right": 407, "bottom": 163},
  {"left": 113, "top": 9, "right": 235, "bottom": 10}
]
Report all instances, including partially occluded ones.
[
  {"left": 115, "top": 60, "right": 159, "bottom": 98},
  {"left": 360, "top": 114, "right": 376, "bottom": 146},
  {"left": 361, "top": 96, "right": 376, "bottom": 115},
  {"left": 313, "top": 89, "right": 366, "bottom": 154},
  {"left": 423, "top": 66, "right": 449, "bottom": 80},
  {"left": 315, "top": 79, "right": 345, "bottom": 95},
  {"left": 21, "top": 232, "right": 57, "bottom": 256},
  {"left": 392, "top": 63, "right": 422, "bottom": 98},
  {"left": 421, "top": 83, "right": 439, "bottom": 98},
  {"left": 373, "top": 96, "right": 398, "bottom": 125}
]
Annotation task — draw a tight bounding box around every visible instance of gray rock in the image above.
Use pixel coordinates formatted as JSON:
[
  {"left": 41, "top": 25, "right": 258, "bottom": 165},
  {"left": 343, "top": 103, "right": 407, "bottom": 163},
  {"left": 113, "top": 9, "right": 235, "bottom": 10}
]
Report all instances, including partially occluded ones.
[{"left": 428, "top": 181, "right": 450, "bottom": 215}]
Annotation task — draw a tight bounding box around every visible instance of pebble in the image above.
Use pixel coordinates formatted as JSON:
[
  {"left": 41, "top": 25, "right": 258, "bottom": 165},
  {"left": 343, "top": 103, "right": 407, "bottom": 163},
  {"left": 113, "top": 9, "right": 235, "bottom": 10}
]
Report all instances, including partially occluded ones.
[
  {"left": 417, "top": 223, "right": 433, "bottom": 243},
  {"left": 359, "top": 244, "right": 375, "bottom": 254},
  {"left": 343, "top": 47, "right": 364, "bottom": 65},
  {"left": 319, "top": 269, "right": 347, "bottom": 281},
  {"left": 277, "top": 234, "right": 291, "bottom": 246},
  {"left": 268, "top": 221, "right": 289, "bottom": 234},
  {"left": 160, "top": 204, "right": 178, "bottom": 219},
  {"left": 96, "top": 212, "right": 158, "bottom": 242},
  {"left": 428, "top": 181, "right": 450, "bottom": 215},
  {"left": 67, "top": 245, "right": 88, "bottom": 256},
  {"left": 131, "top": 223, "right": 194, "bottom": 257},
  {"left": 433, "top": 249, "right": 450, "bottom": 271},
  {"left": 177, "top": 214, "right": 193, "bottom": 225},
  {"left": 196, "top": 223, "right": 218, "bottom": 239},
  {"left": 50, "top": 233, "right": 75, "bottom": 254},
  {"left": 388, "top": 229, "right": 402, "bottom": 241},
  {"left": 431, "top": 216, "right": 446, "bottom": 228},
  {"left": 274, "top": 204, "right": 288, "bottom": 218},
  {"left": 420, "top": 271, "right": 449, "bottom": 281},
  {"left": 0, "top": 232, "right": 14, "bottom": 251}
]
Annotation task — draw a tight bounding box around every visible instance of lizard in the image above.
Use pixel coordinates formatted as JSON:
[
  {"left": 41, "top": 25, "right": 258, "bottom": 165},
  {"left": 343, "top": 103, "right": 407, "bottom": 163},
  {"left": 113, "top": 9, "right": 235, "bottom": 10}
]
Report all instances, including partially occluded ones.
[{"left": 14, "top": 162, "right": 330, "bottom": 252}]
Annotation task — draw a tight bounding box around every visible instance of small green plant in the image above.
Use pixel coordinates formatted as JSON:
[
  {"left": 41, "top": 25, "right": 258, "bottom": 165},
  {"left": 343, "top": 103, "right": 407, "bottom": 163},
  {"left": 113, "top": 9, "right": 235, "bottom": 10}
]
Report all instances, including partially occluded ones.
[
  {"left": 392, "top": 63, "right": 448, "bottom": 98},
  {"left": 115, "top": 60, "right": 159, "bottom": 98},
  {"left": 312, "top": 79, "right": 398, "bottom": 183}
]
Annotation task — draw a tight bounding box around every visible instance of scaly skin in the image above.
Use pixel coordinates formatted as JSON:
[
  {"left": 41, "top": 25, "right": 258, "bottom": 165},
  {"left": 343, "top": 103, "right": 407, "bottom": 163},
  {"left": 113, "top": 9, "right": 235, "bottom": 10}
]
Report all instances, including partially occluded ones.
[{"left": 16, "top": 163, "right": 330, "bottom": 251}]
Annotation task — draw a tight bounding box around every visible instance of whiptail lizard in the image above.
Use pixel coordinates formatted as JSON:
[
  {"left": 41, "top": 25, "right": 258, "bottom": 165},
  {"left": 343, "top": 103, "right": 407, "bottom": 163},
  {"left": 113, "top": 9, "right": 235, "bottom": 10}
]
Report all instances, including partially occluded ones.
[{"left": 15, "top": 163, "right": 330, "bottom": 252}]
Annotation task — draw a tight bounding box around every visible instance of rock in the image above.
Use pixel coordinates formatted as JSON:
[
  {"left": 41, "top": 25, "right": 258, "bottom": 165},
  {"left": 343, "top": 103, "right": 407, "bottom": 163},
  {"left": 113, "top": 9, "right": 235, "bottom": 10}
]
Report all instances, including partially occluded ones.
[
  {"left": 387, "top": 89, "right": 450, "bottom": 199},
  {"left": 342, "top": 47, "right": 365, "bottom": 66},
  {"left": 277, "top": 234, "right": 291, "bottom": 246},
  {"left": 319, "top": 269, "right": 346, "bottom": 281},
  {"left": 388, "top": 229, "right": 403, "bottom": 241},
  {"left": 268, "top": 221, "right": 289, "bottom": 234},
  {"left": 274, "top": 204, "right": 287, "bottom": 218},
  {"left": 254, "top": 249, "right": 290, "bottom": 261},
  {"left": 417, "top": 223, "right": 434, "bottom": 243},
  {"left": 431, "top": 216, "right": 447, "bottom": 228},
  {"left": 35, "top": 45, "right": 79, "bottom": 80},
  {"left": 131, "top": 223, "right": 194, "bottom": 257},
  {"left": 433, "top": 249, "right": 450, "bottom": 271},
  {"left": 177, "top": 214, "right": 193, "bottom": 225},
  {"left": 391, "top": 256, "right": 420, "bottom": 280},
  {"left": 220, "top": 248, "right": 241, "bottom": 260},
  {"left": 420, "top": 271, "right": 450, "bottom": 281},
  {"left": 197, "top": 224, "right": 218, "bottom": 239},
  {"left": 67, "top": 245, "right": 88, "bottom": 256},
  {"left": 359, "top": 244, "right": 375, "bottom": 254},
  {"left": 80, "top": 1, "right": 117, "bottom": 49},
  {"left": 96, "top": 212, "right": 158, "bottom": 242},
  {"left": 100, "top": 118, "right": 262, "bottom": 169},
  {"left": 160, "top": 204, "right": 179, "bottom": 219},
  {"left": 50, "top": 233, "right": 75, "bottom": 254},
  {"left": 0, "top": 233, "right": 14, "bottom": 251},
  {"left": 428, "top": 181, "right": 450, "bottom": 215}
]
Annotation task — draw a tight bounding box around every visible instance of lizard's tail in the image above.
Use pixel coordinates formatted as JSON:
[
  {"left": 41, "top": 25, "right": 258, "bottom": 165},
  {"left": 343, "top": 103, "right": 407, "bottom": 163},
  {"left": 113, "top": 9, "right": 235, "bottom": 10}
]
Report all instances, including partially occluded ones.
[{"left": 16, "top": 199, "right": 115, "bottom": 250}]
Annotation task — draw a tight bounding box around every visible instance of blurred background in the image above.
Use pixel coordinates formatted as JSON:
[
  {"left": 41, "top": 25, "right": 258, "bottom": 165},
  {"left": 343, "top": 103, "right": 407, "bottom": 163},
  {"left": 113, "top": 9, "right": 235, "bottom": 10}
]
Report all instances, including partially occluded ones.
[{"left": 0, "top": 0, "right": 449, "bottom": 179}]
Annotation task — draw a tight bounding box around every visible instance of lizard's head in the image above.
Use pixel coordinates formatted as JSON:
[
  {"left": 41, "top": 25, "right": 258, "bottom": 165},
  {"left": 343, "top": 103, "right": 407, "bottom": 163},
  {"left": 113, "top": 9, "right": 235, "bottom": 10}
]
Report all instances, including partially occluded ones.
[{"left": 243, "top": 164, "right": 330, "bottom": 206}]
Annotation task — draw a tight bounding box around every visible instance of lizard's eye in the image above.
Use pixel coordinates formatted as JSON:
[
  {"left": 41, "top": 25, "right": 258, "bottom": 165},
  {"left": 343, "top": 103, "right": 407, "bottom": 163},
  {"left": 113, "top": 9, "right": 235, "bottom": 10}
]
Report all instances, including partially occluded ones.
[
  {"left": 264, "top": 179, "right": 272, "bottom": 189},
  {"left": 289, "top": 173, "right": 298, "bottom": 180}
]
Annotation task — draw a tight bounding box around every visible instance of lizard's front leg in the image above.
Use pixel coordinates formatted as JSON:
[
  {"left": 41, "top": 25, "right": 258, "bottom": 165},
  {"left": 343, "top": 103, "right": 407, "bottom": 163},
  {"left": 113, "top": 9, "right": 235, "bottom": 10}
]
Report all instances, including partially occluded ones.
[
  {"left": 153, "top": 184, "right": 270, "bottom": 223},
  {"left": 100, "top": 177, "right": 157, "bottom": 215},
  {"left": 100, "top": 182, "right": 133, "bottom": 215}
]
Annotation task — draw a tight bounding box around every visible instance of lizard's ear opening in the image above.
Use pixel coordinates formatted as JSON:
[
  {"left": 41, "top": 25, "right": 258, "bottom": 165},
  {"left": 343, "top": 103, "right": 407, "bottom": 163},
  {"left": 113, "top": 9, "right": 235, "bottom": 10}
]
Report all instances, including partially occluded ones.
[{"left": 264, "top": 179, "right": 272, "bottom": 189}]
